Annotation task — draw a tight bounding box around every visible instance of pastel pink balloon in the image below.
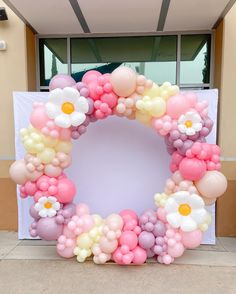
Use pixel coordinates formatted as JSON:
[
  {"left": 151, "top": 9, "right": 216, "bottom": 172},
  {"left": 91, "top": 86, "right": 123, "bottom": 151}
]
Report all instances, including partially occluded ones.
[
  {"left": 76, "top": 203, "right": 90, "bottom": 216},
  {"left": 166, "top": 94, "right": 191, "bottom": 119},
  {"left": 167, "top": 242, "right": 185, "bottom": 257},
  {"left": 56, "top": 178, "right": 76, "bottom": 203},
  {"left": 119, "top": 231, "right": 138, "bottom": 250},
  {"left": 49, "top": 74, "right": 76, "bottom": 91},
  {"left": 201, "top": 196, "right": 217, "bottom": 206},
  {"left": 57, "top": 245, "right": 75, "bottom": 258},
  {"left": 100, "top": 236, "right": 118, "bottom": 253},
  {"left": 111, "top": 67, "right": 136, "bottom": 97},
  {"left": 132, "top": 246, "right": 147, "bottom": 265},
  {"left": 30, "top": 104, "right": 49, "bottom": 129},
  {"left": 82, "top": 70, "right": 102, "bottom": 85},
  {"left": 9, "top": 160, "right": 27, "bottom": 184},
  {"left": 180, "top": 229, "right": 203, "bottom": 249},
  {"left": 25, "top": 169, "right": 43, "bottom": 182},
  {"left": 195, "top": 171, "right": 227, "bottom": 199},
  {"left": 179, "top": 157, "right": 206, "bottom": 181},
  {"left": 157, "top": 207, "right": 167, "bottom": 223}
]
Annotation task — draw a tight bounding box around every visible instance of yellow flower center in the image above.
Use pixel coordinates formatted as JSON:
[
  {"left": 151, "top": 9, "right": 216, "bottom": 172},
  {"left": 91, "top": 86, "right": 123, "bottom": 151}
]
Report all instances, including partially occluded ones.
[
  {"left": 178, "top": 204, "right": 191, "bottom": 216},
  {"left": 185, "top": 120, "right": 192, "bottom": 128},
  {"left": 44, "top": 201, "right": 52, "bottom": 209},
  {"left": 61, "top": 102, "right": 74, "bottom": 114}
]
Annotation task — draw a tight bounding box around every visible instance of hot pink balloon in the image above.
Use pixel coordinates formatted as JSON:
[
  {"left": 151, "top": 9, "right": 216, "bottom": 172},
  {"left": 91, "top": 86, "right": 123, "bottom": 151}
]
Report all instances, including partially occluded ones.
[
  {"left": 179, "top": 157, "right": 206, "bottom": 181},
  {"left": 119, "top": 231, "right": 138, "bottom": 250},
  {"left": 132, "top": 246, "right": 147, "bottom": 265},
  {"left": 57, "top": 178, "right": 76, "bottom": 203}
]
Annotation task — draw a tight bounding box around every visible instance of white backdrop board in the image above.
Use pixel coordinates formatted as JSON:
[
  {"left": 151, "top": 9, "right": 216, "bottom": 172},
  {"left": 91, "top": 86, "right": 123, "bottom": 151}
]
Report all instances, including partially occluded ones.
[{"left": 13, "top": 89, "right": 218, "bottom": 243}]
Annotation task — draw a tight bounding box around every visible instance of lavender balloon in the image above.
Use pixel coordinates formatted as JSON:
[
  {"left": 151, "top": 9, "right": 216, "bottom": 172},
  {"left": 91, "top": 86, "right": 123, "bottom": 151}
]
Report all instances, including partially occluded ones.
[
  {"left": 55, "top": 203, "right": 76, "bottom": 225},
  {"left": 36, "top": 217, "right": 63, "bottom": 241},
  {"left": 138, "top": 231, "right": 155, "bottom": 249}
]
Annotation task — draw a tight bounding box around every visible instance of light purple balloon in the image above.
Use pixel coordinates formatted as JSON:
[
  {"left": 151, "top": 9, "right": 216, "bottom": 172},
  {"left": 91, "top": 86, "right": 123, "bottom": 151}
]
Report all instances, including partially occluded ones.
[
  {"left": 153, "top": 221, "right": 166, "bottom": 237},
  {"left": 29, "top": 204, "right": 40, "bottom": 220},
  {"left": 36, "top": 217, "right": 63, "bottom": 241},
  {"left": 138, "top": 231, "right": 155, "bottom": 249},
  {"left": 49, "top": 74, "right": 76, "bottom": 91},
  {"left": 146, "top": 248, "right": 155, "bottom": 258}
]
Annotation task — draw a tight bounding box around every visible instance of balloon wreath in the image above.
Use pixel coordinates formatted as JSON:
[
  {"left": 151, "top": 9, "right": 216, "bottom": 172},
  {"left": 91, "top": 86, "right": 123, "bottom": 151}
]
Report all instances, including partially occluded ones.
[{"left": 10, "top": 66, "right": 227, "bottom": 265}]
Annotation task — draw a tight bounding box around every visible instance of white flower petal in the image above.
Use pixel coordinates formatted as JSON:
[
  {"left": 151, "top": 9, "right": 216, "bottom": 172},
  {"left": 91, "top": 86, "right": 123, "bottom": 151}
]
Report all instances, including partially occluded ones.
[
  {"left": 191, "top": 113, "right": 201, "bottom": 123},
  {"left": 188, "top": 194, "right": 204, "bottom": 209},
  {"left": 75, "top": 97, "right": 89, "bottom": 113},
  {"left": 45, "top": 102, "right": 61, "bottom": 119},
  {"left": 63, "top": 87, "right": 79, "bottom": 103},
  {"left": 53, "top": 202, "right": 60, "bottom": 211},
  {"left": 173, "top": 191, "right": 190, "bottom": 204},
  {"left": 38, "top": 197, "right": 47, "bottom": 204},
  {"left": 190, "top": 208, "right": 207, "bottom": 224},
  {"left": 49, "top": 88, "right": 64, "bottom": 104},
  {"left": 34, "top": 203, "right": 41, "bottom": 211},
  {"left": 186, "top": 128, "right": 196, "bottom": 136},
  {"left": 70, "top": 112, "right": 86, "bottom": 127},
  {"left": 48, "top": 196, "right": 56, "bottom": 203},
  {"left": 47, "top": 208, "right": 56, "bottom": 217},
  {"left": 178, "top": 124, "right": 187, "bottom": 133},
  {"left": 167, "top": 212, "right": 182, "bottom": 228},
  {"left": 165, "top": 198, "right": 178, "bottom": 213},
  {"left": 55, "top": 113, "right": 71, "bottom": 128},
  {"left": 39, "top": 209, "right": 48, "bottom": 218},
  {"left": 180, "top": 216, "right": 197, "bottom": 232},
  {"left": 193, "top": 123, "right": 202, "bottom": 132},
  {"left": 178, "top": 115, "right": 186, "bottom": 124}
]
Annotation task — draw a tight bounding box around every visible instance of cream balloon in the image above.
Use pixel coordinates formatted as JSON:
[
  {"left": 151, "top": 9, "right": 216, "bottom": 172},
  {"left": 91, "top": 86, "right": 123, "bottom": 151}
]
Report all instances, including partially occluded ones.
[
  {"left": 9, "top": 160, "right": 27, "bottom": 184},
  {"left": 195, "top": 171, "right": 227, "bottom": 199},
  {"left": 111, "top": 67, "right": 136, "bottom": 97},
  {"left": 201, "top": 196, "right": 217, "bottom": 206}
]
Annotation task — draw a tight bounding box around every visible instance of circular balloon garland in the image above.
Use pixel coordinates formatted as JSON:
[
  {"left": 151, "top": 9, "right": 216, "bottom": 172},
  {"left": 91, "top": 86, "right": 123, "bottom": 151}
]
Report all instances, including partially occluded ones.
[{"left": 10, "top": 66, "right": 227, "bottom": 265}]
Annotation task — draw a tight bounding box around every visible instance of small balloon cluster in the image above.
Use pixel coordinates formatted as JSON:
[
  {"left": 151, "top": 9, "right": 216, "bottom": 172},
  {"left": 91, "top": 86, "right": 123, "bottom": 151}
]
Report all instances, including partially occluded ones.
[{"left": 9, "top": 66, "right": 227, "bottom": 265}]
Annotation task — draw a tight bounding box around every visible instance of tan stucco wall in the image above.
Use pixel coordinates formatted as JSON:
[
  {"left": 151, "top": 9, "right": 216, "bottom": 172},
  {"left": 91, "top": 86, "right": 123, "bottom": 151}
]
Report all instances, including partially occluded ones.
[
  {"left": 0, "top": 0, "right": 28, "bottom": 158},
  {"left": 218, "top": 4, "right": 236, "bottom": 157},
  {"left": 214, "top": 4, "right": 236, "bottom": 236},
  {"left": 0, "top": 2, "right": 36, "bottom": 230}
]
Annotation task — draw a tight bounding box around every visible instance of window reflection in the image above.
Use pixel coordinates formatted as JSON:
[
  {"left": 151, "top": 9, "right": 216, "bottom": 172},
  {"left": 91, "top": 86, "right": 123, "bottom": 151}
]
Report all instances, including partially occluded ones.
[{"left": 180, "top": 35, "right": 211, "bottom": 84}]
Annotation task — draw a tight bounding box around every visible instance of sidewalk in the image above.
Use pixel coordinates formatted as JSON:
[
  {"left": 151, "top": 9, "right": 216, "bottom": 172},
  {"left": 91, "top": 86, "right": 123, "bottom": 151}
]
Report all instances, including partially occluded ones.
[{"left": 1, "top": 231, "right": 236, "bottom": 294}]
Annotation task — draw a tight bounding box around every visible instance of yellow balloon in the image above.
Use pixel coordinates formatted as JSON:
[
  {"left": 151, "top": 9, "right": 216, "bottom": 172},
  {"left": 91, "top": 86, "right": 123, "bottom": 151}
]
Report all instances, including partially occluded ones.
[
  {"left": 150, "top": 97, "right": 166, "bottom": 117},
  {"left": 55, "top": 141, "right": 72, "bottom": 153},
  {"left": 37, "top": 147, "right": 55, "bottom": 164},
  {"left": 135, "top": 111, "right": 151, "bottom": 126},
  {"left": 77, "top": 233, "right": 93, "bottom": 249}
]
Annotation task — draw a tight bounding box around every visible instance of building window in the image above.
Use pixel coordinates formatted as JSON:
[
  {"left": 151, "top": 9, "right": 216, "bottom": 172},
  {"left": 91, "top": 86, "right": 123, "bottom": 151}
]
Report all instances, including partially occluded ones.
[
  {"left": 180, "top": 35, "right": 211, "bottom": 86},
  {"left": 38, "top": 33, "right": 212, "bottom": 91}
]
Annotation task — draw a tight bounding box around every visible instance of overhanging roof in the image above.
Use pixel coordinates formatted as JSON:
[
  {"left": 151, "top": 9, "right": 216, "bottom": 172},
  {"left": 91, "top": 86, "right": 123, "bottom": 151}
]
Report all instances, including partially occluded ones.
[{"left": 2, "top": 0, "right": 236, "bottom": 34}]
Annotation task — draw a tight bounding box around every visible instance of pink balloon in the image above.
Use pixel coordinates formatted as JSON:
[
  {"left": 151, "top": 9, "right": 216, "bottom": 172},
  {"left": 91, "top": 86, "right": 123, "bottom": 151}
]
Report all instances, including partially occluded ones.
[
  {"left": 57, "top": 245, "right": 75, "bottom": 258},
  {"left": 119, "top": 231, "right": 138, "bottom": 250},
  {"left": 76, "top": 203, "right": 90, "bottom": 216},
  {"left": 157, "top": 207, "right": 167, "bottom": 223},
  {"left": 30, "top": 104, "right": 49, "bottom": 129},
  {"left": 82, "top": 70, "right": 102, "bottom": 85},
  {"left": 111, "top": 67, "right": 136, "bottom": 97},
  {"left": 180, "top": 229, "right": 203, "bottom": 249},
  {"left": 166, "top": 94, "right": 191, "bottom": 119},
  {"left": 195, "top": 171, "right": 227, "bottom": 199},
  {"left": 179, "top": 157, "right": 206, "bottom": 181},
  {"left": 49, "top": 74, "right": 76, "bottom": 91},
  {"left": 168, "top": 242, "right": 185, "bottom": 258},
  {"left": 100, "top": 236, "right": 118, "bottom": 253},
  {"left": 119, "top": 209, "right": 138, "bottom": 222},
  {"left": 57, "top": 178, "right": 76, "bottom": 203},
  {"left": 132, "top": 246, "right": 147, "bottom": 265}
]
